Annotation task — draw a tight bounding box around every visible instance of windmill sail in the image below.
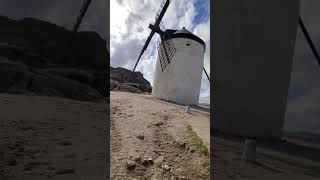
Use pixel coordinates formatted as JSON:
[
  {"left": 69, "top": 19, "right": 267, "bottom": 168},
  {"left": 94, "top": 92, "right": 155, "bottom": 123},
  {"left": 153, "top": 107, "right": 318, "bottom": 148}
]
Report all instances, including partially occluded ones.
[
  {"left": 73, "top": 0, "right": 92, "bottom": 32},
  {"left": 132, "top": 0, "right": 171, "bottom": 72},
  {"left": 299, "top": 17, "right": 320, "bottom": 67},
  {"left": 132, "top": 31, "right": 155, "bottom": 72},
  {"left": 157, "top": 37, "right": 176, "bottom": 71},
  {"left": 154, "top": 0, "right": 171, "bottom": 26}
]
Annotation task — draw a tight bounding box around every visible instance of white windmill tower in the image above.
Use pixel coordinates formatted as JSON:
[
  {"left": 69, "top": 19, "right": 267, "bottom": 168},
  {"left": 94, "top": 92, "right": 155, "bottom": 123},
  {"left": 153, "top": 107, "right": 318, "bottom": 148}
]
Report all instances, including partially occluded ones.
[{"left": 132, "top": 0, "right": 209, "bottom": 105}]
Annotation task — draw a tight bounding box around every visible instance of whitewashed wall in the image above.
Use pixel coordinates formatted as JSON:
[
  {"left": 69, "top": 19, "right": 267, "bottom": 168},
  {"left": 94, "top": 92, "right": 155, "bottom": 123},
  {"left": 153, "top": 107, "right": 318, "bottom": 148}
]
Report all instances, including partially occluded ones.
[{"left": 152, "top": 38, "right": 205, "bottom": 105}]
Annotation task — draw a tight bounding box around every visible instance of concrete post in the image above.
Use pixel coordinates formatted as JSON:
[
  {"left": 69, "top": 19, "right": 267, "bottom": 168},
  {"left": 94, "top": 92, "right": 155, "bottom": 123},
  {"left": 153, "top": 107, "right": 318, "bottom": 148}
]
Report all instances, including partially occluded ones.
[{"left": 242, "top": 139, "right": 257, "bottom": 161}]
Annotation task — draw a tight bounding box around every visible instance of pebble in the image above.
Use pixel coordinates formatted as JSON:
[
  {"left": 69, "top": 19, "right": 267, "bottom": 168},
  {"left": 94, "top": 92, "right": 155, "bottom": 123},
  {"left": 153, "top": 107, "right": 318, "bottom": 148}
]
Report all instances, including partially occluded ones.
[
  {"left": 126, "top": 160, "right": 136, "bottom": 170},
  {"left": 155, "top": 122, "right": 164, "bottom": 126},
  {"left": 154, "top": 156, "right": 164, "bottom": 164},
  {"left": 175, "top": 167, "right": 183, "bottom": 173},
  {"left": 175, "top": 139, "right": 186, "bottom": 148},
  {"left": 137, "top": 135, "right": 144, "bottom": 140},
  {"left": 133, "top": 155, "right": 141, "bottom": 162},
  {"left": 142, "top": 156, "right": 153, "bottom": 166},
  {"left": 161, "top": 163, "right": 170, "bottom": 171}
]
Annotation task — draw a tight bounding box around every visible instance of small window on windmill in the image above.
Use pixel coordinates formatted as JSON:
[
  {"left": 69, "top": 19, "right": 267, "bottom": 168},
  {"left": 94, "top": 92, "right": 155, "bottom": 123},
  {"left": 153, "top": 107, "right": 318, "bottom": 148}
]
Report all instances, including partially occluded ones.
[
  {"left": 157, "top": 39, "right": 176, "bottom": 72},
  {"left": 186, "top": 43, "right": 190, "bottom": 46}
]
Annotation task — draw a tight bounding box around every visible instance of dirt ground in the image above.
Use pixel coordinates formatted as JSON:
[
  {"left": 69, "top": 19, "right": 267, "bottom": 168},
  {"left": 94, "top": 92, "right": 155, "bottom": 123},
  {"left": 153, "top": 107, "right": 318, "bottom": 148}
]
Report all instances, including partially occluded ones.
[
  {"left": 3, "top": 91, "right": 318, "bottom": 180},
  {"left": 110, "top": 91, "right": 210, "bottom": 180},
  {"left": 0, "top": 93, "right": 107, "bottom": 180},
  {"left": 212, "top": 135, "right": 320, "bottom": 180}
]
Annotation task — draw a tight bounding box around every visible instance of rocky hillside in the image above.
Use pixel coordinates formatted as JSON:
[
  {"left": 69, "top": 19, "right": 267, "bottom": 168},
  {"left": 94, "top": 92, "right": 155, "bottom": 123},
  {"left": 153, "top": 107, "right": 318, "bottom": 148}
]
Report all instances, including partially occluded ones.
[
  {"left": 0, "top": 15, "right": 108, "bottom": 101},
  {"left": 110, "top": 66, "right": 152, "bottom": 94}
]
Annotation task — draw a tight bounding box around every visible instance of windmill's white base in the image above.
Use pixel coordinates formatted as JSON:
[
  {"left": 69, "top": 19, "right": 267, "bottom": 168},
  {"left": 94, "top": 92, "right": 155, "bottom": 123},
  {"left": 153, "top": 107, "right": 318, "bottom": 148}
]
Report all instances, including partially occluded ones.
[{"left": 152, "top": 37, "right": 205, "bottom": 105}]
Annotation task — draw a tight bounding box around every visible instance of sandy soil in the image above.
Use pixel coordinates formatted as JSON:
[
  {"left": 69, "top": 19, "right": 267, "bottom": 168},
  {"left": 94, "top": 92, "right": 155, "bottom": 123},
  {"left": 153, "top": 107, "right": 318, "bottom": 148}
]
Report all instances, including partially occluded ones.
[
  {"left": 0, "top": 93, "right": 107, "bottom": 180},
  {"left": 212, "top": 135, "right": 320, "bottom": 180},
  {"left": 110, "top": 91, "right": 210, "bottom": 180}
]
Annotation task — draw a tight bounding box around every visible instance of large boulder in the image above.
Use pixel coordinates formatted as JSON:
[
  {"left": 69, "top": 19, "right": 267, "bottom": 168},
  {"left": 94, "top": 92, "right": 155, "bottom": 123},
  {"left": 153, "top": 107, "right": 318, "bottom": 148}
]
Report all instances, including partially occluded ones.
[
  {"left": 0, "top": 59, "right": 30, "bottom": 92},
  {"left": 28, "top": 73, "right": 102, "bottom": 101},
  {"left": 110, "top": 66, "right": 152, "bottom": 93},
  {"left": 110, "top": 67, "right": 151, "bottom": 86},
  {"left": 42, "top": 68, "right": 94, "bottom": 85},
  {"left": 0, "top": 57, "right": 105, "bottom": 101},
  {"left": 92, "top": 71, "right": 108, "bottom": 96},
  {"left": 42, "top": 68, "right": 108, "bottom": 97},
  {"left": 110, "top": 79, "right": 120, "bottom": 90}
]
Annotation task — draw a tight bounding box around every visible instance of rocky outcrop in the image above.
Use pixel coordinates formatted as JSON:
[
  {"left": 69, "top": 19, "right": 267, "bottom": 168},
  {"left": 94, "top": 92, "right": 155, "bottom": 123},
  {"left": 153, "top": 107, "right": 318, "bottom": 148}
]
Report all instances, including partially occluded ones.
[
  {"left": 110, "top": 66, "right": 152, "bottom": 93},
  {"left": 0, "top": 16, "right": 108, "bottom": 69},
  {"left": 0, "top": 15, "right": 151, "bottom": 99},
  {"left": 0, "top": 15, "right": 108, "bottom": 101},
  {"left": 0, "top": 59, "right": 103, "bottom": 101}
]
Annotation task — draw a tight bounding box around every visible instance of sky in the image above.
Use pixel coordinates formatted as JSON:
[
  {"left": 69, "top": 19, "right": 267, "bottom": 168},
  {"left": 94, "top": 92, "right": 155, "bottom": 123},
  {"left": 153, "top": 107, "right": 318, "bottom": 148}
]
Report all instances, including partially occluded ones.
[
  {"left": 110, "top": 0, "right": 210, "bottom": 105},
  {"left": 0, "top": 0, "right": 108, "bottom": 45},
  {"left": 283, "top": 0, "right": 320, "bottom": 134},
  {"left": 0, "top": 0, "right": 319, "bottom": 134}
]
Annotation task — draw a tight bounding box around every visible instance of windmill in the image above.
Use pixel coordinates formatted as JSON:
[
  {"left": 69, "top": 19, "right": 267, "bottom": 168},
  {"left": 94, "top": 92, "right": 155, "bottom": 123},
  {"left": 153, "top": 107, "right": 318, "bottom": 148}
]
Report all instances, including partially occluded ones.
[{"left": 132, "top": 0, "right": 209, "bottom": 105}]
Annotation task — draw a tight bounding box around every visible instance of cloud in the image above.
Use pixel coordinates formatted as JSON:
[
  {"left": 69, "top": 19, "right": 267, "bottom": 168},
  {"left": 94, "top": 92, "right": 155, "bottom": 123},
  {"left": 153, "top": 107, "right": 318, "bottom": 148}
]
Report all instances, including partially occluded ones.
[
  {"left": 285, "top": 87, "right": 320, "bottom": 134},
  {"left": 0, "top": 0, "right": 108, "bottom": 43},
  {"left": 193, "top": 18, "right": 210, "bottom": 105},
  {"left": 110, "top": 0, "right": 210, "bottom": 104},
  {"left": 283, "top": 0, "right": 320, "bottom": 134}
]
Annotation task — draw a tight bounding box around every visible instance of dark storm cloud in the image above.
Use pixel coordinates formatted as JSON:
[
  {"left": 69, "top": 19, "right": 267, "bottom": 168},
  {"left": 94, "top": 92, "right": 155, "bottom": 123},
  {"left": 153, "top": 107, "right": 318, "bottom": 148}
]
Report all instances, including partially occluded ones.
[{"left": 0, "top": 0, "right": 108, "bottom": 42}]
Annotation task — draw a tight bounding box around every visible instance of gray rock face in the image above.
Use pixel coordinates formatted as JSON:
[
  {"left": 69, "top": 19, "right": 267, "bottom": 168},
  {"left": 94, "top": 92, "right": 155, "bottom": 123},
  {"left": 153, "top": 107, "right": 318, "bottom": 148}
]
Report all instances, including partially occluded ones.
[
  {"left": 0, "top": 58, "right": 103, "bottom": 101},
  {"left": 0, "top": 15, "right": 108, "bottom": 101},
  {"left": 0, "top": 60, "right": 28, "bottom": 92},
  {"left": 29, "top": 73, "right": 102, "bottom": 101},
  {"left": 110, "top": 66, "right": 152, "bottom": 93},
  {"left": 0, "top": 16, "right": 108, "bottom": 69}
]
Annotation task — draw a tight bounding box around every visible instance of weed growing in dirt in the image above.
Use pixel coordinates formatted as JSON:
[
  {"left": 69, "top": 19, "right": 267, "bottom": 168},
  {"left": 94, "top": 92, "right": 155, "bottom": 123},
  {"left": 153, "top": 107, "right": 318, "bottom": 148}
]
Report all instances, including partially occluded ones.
[{"left": 186, "top": 125, "right": 210, "bottom": 177}]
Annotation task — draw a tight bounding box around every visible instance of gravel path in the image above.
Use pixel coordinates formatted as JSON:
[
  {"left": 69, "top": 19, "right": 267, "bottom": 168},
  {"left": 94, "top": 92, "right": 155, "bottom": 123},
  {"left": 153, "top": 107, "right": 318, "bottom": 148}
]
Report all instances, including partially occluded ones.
[{"left": 110, "top": 91, "right": 210, "bottom": 180}]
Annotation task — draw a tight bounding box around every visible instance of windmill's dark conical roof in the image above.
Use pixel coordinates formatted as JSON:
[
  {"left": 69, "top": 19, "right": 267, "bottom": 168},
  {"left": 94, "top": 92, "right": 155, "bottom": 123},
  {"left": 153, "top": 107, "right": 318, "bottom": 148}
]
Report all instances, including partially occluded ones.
[
  {"left": 173, "top": 27, "right": 193, "bottom": 34},
  {"left": 163, "top": 27, "right": 206, "bottom": 49}
]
